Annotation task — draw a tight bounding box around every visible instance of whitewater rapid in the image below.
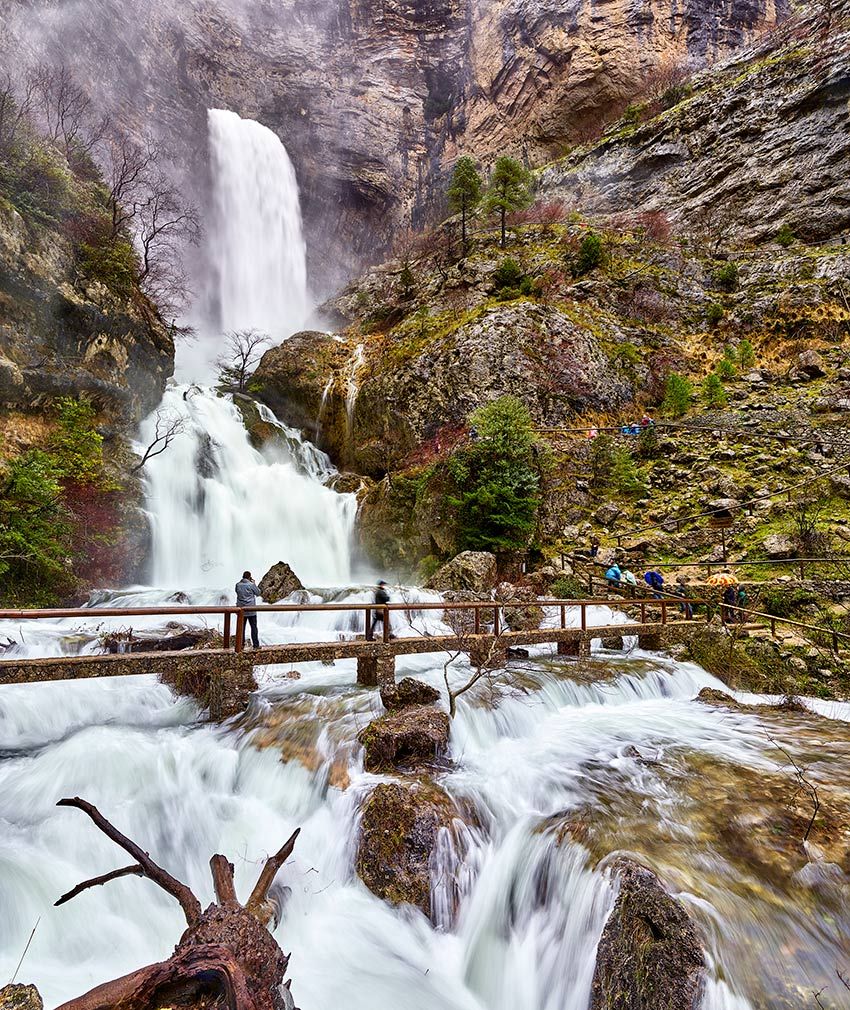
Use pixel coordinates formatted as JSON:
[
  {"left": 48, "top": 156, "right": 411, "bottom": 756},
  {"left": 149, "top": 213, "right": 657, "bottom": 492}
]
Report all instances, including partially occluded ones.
[{"left": 2, "top": 106, "right": 848, "bottom": 1010}]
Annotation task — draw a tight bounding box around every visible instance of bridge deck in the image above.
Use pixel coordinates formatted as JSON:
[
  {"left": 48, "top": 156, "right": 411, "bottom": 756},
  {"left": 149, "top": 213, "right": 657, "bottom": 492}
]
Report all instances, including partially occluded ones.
[{"left": 0, "top": 621, "right": 700, "bottom": 686}]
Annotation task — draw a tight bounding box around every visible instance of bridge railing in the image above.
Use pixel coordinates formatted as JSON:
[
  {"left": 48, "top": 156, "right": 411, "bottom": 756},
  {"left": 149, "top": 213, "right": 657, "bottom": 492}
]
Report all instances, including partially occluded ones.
[{"left": 0, "top": 597, "right": 702, "bottom": 656}]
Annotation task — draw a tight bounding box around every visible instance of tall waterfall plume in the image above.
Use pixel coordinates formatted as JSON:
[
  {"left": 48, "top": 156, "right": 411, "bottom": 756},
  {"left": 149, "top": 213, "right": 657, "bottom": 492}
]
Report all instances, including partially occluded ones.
[{"left": 206, "top": 109, "right": 308, "bottom": 345}]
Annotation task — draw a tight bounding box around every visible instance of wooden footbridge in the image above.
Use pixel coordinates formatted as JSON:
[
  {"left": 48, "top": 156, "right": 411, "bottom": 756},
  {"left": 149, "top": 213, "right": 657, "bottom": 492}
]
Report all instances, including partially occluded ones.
[{"left": 0, "top": 598, "right": 702, "bottom": 716}]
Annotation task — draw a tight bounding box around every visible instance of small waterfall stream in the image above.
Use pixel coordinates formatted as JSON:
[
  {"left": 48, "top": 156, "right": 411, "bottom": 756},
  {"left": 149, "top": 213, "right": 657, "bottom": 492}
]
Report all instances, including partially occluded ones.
[{"left": 0, "top": 108, "right": 848, "bottom": 1010}]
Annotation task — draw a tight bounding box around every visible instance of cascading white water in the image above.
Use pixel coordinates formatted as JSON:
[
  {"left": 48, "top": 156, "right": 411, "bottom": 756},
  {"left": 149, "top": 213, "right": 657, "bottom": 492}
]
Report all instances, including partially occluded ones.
[
  {"left": 2, "top": 108, "right": 848, "bottom": 1010},
  {"left": 137, "top": 386, "right": 356, "bottom": 589},
  {"left": 207, "top": 109, "right": 308, "bottom": 343}
]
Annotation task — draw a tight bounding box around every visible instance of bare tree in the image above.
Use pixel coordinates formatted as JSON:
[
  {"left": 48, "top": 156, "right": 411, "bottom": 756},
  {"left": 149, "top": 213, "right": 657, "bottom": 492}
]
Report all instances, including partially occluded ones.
[
  {"left": 0, "top": 71, "right": 38, "bottom": 156},
  {"left": 105, "top": 134, "right": 157, "bottom": 238},
  {"left": 135, "top": 171, "right": 201, "bottom": 313},
  {"left": 790, "top": 497, "right": 831, "bottom": 554},
  {"left": 30, "top": 64, "right": 109, "bottom": 157},
  {"left": 216, "top": 330, "right": 272, "bottom": 392},
  {"left": 130, "top": 410, "right": 185, "bottom": 473}
]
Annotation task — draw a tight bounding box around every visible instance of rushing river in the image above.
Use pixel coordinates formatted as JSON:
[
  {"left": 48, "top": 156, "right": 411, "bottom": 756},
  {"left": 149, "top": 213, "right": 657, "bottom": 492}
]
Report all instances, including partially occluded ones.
[{"left": 2, "top": 110, "right": 849, "bottom": 1010}]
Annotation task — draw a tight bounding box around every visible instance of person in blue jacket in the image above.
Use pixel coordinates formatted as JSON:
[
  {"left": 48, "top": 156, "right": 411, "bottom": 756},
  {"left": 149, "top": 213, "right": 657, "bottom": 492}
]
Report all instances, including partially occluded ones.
[
  {"left": 605, "top": 564, "right": 622, "bottom": 588},
  {"left": 644, "top": 569, "right": 664, "bottom": 598}
]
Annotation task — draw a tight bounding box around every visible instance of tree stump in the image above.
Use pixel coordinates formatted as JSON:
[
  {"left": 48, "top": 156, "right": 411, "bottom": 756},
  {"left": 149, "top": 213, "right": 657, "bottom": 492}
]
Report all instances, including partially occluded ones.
[{"left": 52, "top": 797, "right": 300, "bottom": 1010}]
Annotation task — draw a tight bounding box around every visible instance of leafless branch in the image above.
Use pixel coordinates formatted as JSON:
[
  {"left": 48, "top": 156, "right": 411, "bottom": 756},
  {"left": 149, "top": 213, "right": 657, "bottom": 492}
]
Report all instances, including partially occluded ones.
[
  {"left": 766, "top": 735, "right": 821, "bottom": 842},
  {"left": 56, "top": 796, "right": 203, "bottom": 926},
  {"left": 131, "top": 409, "right": 185, "bottom": 472}
]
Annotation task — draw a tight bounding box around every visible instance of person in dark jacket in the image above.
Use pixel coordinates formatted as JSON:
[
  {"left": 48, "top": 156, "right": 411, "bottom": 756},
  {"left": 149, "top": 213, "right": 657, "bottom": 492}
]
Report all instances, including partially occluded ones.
[
  {"left": 235, "top": 571, "right": 261, "bottom": 648},
  {"left": 371, "top": 580, "right": 394, "bottom": 638},
  {"left": 721, "top": 585, "right": 737, "bottom": 624}
]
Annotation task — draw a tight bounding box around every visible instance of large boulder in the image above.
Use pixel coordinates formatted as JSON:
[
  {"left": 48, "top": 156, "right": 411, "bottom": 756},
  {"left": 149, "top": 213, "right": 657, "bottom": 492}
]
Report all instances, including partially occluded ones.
[
  {"left": 0, "top": 986, "right": 43, "bottom": 1010},
  {"left": 253, "top": 332, "right": 351, "bottom": 462},
  {"left": 259, "top": 561, "right": 304, "bottom": 602},
  {"left": 426, "top": 551, "right": 497, "bottom": 593},
  {"left": 795, "top": 349, "right": 827, "bottom": 379},
  {"left": 356, "top": 781, "right": 457, "bottom": 917},
  {"left": 358, "top": 706, "right": 450, "bottom": 772},
  {"left": 380, "top": 677, "right": 441, "bottom": 711},
  {"left": 762, "top": 533, "right": 797, "bottom": 559},
  {"left": 591, "top": 859, "right": 706, "bottom": 1010}
]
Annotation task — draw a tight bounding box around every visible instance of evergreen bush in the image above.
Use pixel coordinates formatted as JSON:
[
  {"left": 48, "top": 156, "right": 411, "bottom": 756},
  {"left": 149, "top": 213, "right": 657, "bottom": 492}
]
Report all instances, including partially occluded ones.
[
  {"left": 702, "top": 371, "right": 727, "bottom": 407},
  {"left": 446, "top": 396, "right": 541, "bottom": 553},
  {"left": 661, "top": 373, "right": 693, "bottom": 417}
]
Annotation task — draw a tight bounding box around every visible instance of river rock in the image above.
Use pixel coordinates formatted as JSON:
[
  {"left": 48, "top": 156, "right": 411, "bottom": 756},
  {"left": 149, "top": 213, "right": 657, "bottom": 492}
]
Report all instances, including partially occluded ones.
[
  {"left": 0, "top": 986, "right": 43, "bottom": 1010},
  {"left": 380, "top": 677, "right": 441, "bottom": 711},
  {"left": 762, "top": 533, "right": 797, "bottom": 559},
  {"left": 259, "top": 562, "right": 304, "bottom": 603},
  {"left": 426, "top": 551, "right": 497, "bottom": 593},
  {"left": 356, "top": 781, "right": 456, "bottom": 917},
  {"left": 358, "top": 706, "right": 450, "bottom": 772},
  {"left": 591, "top": 858, "right": 706, "bottom": 1010}
]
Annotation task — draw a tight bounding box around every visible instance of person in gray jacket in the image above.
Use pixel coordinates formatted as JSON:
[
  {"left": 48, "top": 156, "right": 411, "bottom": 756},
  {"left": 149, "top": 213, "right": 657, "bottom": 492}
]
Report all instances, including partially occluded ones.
[{"left": 235, "top": 571, "right": 261, "bottom": 648}]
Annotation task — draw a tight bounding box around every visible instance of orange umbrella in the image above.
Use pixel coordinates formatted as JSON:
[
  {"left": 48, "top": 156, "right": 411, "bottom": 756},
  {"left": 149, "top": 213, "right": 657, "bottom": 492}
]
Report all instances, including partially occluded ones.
[{"left": 707, "top": 572, "right": 738, "bottom": 587}]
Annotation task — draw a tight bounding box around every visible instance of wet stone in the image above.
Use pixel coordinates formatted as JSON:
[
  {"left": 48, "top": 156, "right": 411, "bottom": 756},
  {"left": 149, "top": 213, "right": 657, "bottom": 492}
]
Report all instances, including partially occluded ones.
[
  {"left": 380, "top": 677, "right": 441, "bottom": 711},
  {"left": 358, "top": 705, "right": 450, "bottom": 772},
  {"left": 591, "top": 858, "right": 706, "bottom": 1010}
]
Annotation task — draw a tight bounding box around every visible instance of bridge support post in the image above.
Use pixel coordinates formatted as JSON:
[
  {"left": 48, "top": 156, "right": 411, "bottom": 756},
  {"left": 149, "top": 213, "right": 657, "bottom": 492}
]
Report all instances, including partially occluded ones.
[
  {"left": 357, "top": 654, "right": 396, "bottom": 688},
  {"left": 638, "top": 632, "right": 663, "bottom": 650},
  {"left": 469, "top": 640, "right": 506, "bottom": 669},
  {"left": 557, "top": 639, "right": 580, "bottom": 657}
]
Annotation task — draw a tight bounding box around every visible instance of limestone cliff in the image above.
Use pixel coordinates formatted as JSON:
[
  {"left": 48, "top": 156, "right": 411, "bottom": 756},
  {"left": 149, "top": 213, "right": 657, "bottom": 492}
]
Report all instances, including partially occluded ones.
[
  {"left": 539, "top": 0, "right": 850, "bottom": 243},
  {"left": 0, "top": 0, "right": 786, "bottom": 289}
]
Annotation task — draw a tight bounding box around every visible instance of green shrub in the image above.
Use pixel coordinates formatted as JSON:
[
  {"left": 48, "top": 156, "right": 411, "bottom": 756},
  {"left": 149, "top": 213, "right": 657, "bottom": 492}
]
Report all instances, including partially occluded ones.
[
  {"left": 572, "top": 232, "right": 604, "bottom": 276},
  {"left": 660, "top": 81, "right": 692, "bottom": 109},
  {"left": 702, "top": 371, "right": 727, "bottom": 407},
  {"left": 776, "top": 223, "right": 795, "bottom": 248},
  {"left": 0, "top": 449, "right": 72, "bottom": 605},
  {"left": 78, "top": 239, "right": 138, "bottom": 295},
  {"left": 716, "top": 349, "right": 737, "bottom": 380},
  {"left": 588, "top": 433, "right": 616, "bottom": 488},
  {"left": 418, "top": 554, "right": 443, "bottom": 582},
  {"left": 738, "top": 338, "right": 755, "bottom": 369},
  {"left": 610, "top": 446, "right": 647, "bottom": 496},
  {"left": 714, "top": 262, "right": 739, "bottom": 292},
  {"left": 550, "top": 575, "right": 585, "bottom": 600},
  {"left": 621, "top": 104, "right": 645, "bottom": 125},
  {"left": 398, "top": 264, "right": 416, "bottom": 300},
  {"left": 493, "top": 257, "right": 525, "bottom": 289},
  {"left": 706, "top": 302, "right": 724, "bottom": 327},
  {"left": 661, "top": 373, "right": 693, "bottom": 417},
  {"left": 612, "top": 342, "right": 641, "bottom": 369},
  {"left": 637, "top": 424, "right": 660, "bottom": 459},
  {"left": 50, "top": 397, "right": 105, "bottom": 484},
  {"left": 446, "top": 396, "right": 541, "bottom": 553}
]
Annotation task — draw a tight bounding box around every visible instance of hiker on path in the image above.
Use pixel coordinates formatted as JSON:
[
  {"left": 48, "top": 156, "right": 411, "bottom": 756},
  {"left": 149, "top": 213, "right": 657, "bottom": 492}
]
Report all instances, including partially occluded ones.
[
  {"left": 622, "top": 568, "right": 638, "bottom": 589},
  {"left": 736, "top": 585, "right": 748, "bottom": 623},
  {"left": 235, "top": 571, "right": 262, "bottom": 649},
  {"left": 721, "top": 585, "right": 737, "bottom": 623},
  {"left": 605, "top": 564, "right": 622, "bottom": 588},
  {"left": 673, "top": 578, "right": 693, "bottom": 619},
  {"left": 644, "top": 569, "right": 664, "bottom": 599}
]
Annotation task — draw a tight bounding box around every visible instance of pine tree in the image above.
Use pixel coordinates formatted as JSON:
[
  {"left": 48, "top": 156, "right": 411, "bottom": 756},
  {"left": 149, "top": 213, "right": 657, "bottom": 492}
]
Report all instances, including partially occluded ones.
[
  {"left": 484, "top": 156, "right": 533, "bottom": 248},
  {"left": 447, "top": 156, "right": 483, "bottom": 254},
  {"left": 661, "top": 373, "right": 693, "bottom": 417},
  {"left": 703, "top": 371, "right": 727, "bottom": 408},
  {"left": 738, "top": 338, "right": 755, "bottom": 369}
]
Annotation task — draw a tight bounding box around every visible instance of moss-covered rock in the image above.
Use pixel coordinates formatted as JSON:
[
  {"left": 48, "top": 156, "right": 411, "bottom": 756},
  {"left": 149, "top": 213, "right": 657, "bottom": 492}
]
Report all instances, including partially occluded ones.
[
  {"left": 0, "top": 985, "right": 43, "bottom": 1010},
  {"left": 253, "top": 331, "right": 351, "bottom": 461},
  {"left": 591, "top": 858, "right": 706, "bottom": 1010},
  {"left": 355, "top": 780, "right": 457, "bottom": 917},
  {"left": 380, "top": 677, "right": 441, "bottom": 711},
  {"left": 426, "top": 551, "right": 498, "bottom": 593},
  {"left": 358, "top": 705, "right": 450, "bottom": 772}
]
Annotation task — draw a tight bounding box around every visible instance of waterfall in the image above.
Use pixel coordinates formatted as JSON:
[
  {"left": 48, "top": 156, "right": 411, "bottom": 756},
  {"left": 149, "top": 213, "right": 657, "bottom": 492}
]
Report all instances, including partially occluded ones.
[
  {"left": 206, "top": 109, "right": 308, "bottom": 344},
  {"left": 137, "top": 386, "right": 356, "bottom": 589}
]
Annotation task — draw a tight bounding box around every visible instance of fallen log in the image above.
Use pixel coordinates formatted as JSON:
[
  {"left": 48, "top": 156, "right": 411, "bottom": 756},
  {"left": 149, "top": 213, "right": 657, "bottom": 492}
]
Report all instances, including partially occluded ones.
[{"left": 54, "top": 796, "right": 300, "bottom": 1010}]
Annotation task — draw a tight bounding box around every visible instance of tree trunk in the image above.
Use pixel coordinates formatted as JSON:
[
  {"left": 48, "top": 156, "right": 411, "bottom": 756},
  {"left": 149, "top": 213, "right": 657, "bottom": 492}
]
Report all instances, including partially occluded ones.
[
  {"left": 500, "top": 207, "right": 506, "bottom": 248},
  {"left": 53, "top": 798, "right": 300, "bottom": 1010}
]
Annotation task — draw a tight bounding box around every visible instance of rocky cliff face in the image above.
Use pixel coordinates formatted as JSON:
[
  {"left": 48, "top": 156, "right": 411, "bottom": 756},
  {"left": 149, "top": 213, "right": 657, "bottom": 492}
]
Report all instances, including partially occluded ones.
[
  {"left": 0, "top": 202, "right": 172, "bottom": 431},
  {"left": 539, "top": 0, "right": 850, "bottom": 243},
  {"left": 1, "top": 0, "right": 785, "bottom": 291}
]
